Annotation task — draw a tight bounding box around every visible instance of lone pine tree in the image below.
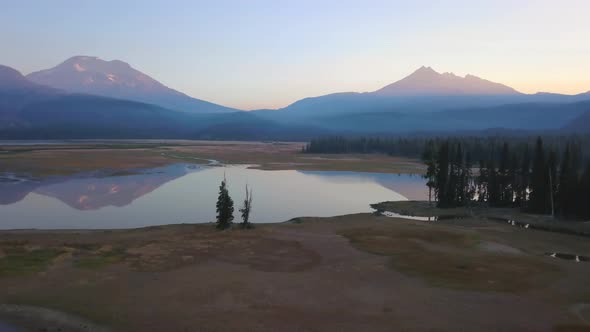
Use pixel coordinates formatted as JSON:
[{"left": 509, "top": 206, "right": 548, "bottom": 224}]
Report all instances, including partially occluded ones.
[{"left": 216, "top": 176, "right": 234, "bottom": 229}]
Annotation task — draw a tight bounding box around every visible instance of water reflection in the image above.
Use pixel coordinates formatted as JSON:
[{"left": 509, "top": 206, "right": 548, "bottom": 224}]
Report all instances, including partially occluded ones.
[
  {"left": 35, "top": 165, "right": 194, "bottom": 210},
  {"left": 380, "top": 211, "right": 434, "bottom": 221},
  {"left": 300, "top": 171, "right": 427, "bottom": 201},
  {"left": 0, "top": 320, "right": 20, "bottom": 332},
  {"left": 0, "top": 164, "right": 194, "bottom": 209},
  {"left": 0, "top": 165, "right": 427, "bottom": 229}
]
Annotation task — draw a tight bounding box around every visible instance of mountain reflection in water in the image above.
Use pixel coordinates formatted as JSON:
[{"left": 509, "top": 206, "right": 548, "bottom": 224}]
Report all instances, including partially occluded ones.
[
  {"left": 0, "top": 164, "right": 426, "bottom": 229},
  {"left": 0, "top": 164, "right": 194, "bottom": 210}
]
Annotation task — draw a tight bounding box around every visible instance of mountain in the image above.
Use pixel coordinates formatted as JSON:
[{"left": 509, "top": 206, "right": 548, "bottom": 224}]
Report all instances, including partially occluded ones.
[
  {"left": 291, "top": 100, "right": 590, "bottom": 134},
  {"left": 2, "top": 61, "right": 589, "bottom": 140},
  {"left": 0, "top": 65, "right": 39, "bottom": 91},
  {"left": 374, "top": 66, "right": 521, "bottom": 96},
  {"left": 422, "top": 100, "right": 590, "bottom": 132},
  {"left": 0, "top": 65, "right": 60, "bottom": 127},
  {"left": 255, "top": 66, "right": 530, "bottom": 121},
  {"left": 562, "top": 108, "right": 590, "bottom": 132},
  {"left": 26, "top": 56, "right": 238, "bottom": 114},
  {"left": 0, "top": 64, "right": 316, "bottom": 140},
  {"left": 0, "top": 64, "right": 208, "bottom": 136},
  {"left": 255, "top": 66, "right": 590, "bottom": 129},
  {"left": 0, "top": 65, "right": 58, "bottom": 97},
  {"left": 254, "top": 63, "right": 590, "bottom": 134},
  {"left": 18, "top": 95, "right": 197, "bottom": 132}
]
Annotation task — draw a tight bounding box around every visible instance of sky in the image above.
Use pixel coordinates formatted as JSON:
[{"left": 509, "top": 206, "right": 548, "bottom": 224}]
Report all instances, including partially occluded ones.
[{"left": 1, "top": 0, "right": 589, "bottom": 110}]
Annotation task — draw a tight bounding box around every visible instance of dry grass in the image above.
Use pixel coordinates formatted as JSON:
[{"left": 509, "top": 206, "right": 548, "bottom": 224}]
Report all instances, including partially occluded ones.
[
  {"left": 0, "top": 141, "right": 425, "bottom": 176},
  {"left": 0, "top": 246, "right": 64, "bottom": 277},
  {"left": 166, "top": 142, "right": 425, "bottom": 173},
  {"left": 0, "top": 148, "right": 173, "bottom": 176},
  {"left": 0, "top": 224, "right": 321, "bottom": 274},
  {"left": 341, "top": 224, "right": 562, "bottom": 293},
  {"left": 0, "top": 216, "right": 588, "bottom": 331}
]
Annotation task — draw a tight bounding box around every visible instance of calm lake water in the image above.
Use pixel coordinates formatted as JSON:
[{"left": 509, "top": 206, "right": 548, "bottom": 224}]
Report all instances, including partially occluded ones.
[
  {"left": 0, "top": 164, "right": 427, "bottom": 229},
  {"left": 0, "top": 321, "right": 20, "bottom": 332}
]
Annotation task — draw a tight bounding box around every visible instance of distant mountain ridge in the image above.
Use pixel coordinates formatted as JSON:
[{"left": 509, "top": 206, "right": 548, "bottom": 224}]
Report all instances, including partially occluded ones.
[
  {"left": 0, "top": 64, "right": 202, "bottom": 133},
  {"left": 1, "top": 61, "right": 590, "bottom": 140},
  {"left": 26, "top": 56, "right": 237, "bottom": 114},
  {"left": 254, "top": 66, "right": 590, "bottom": 122},
  {"left": 0, "top": 65, "right": 33, "bottom": 90},
  {"left": 0, "top": 65, "right": 61, "bottom": 127},
  {"left": 0, "top": 65, "right": 56, "bottom": 93},
  {"left": 374, "top": 66, "right": 521, "bottom": 96},
  {"left": 562, "top": 109, "right": 590, "bottom": 132},
  {"left": 0, "top": 64, "right": 320, "bottom": 140}
]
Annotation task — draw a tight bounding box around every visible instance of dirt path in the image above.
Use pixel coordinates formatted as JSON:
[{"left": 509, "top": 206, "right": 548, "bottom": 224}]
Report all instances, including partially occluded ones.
[{"left": 267, "top": 223, "right": 576, "bottom": 332}]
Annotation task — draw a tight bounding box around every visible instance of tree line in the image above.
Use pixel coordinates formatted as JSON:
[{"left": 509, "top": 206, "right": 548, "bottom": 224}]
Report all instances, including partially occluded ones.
[
  {"left": 303, "top": 135, "right": 590, "bottom": 163},
  {"left": 215, "top": 176, "right": 254, "bottom": 229},
  {"left": 304, "top": 134, "right": 590, "bottom": 219},
  {"left": 423, "top": 137, "right": 590, "bottom": 219}
]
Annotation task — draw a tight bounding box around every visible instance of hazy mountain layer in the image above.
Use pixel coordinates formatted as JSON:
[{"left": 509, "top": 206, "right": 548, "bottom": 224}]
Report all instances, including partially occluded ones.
[{"left": 1, "top": 62, "right": 590, "bottom": 139}]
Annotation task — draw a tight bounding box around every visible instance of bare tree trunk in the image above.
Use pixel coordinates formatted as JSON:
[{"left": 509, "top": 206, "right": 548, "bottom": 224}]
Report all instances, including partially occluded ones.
[{"left": 240, "top": 185, "right": 253, "bottom": 227}]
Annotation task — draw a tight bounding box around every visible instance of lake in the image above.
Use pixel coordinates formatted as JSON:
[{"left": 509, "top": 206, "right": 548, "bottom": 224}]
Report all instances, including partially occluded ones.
[
  {"left": 0, "top": 321, "right": 20, "bottom": 332},
  {"left": 0, "top": 164, "right": 427, "bottom": 229}
]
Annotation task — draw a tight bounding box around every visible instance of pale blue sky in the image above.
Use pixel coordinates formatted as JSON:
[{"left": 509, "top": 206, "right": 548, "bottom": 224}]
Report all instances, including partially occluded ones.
[{"left": 1, "top": 0, "right": 589, "bottom": 109}]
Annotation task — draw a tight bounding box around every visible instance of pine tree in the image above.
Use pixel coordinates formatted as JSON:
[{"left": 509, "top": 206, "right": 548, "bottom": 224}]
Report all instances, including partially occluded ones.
[
  {"left": 498, "top": 143, "right": 510, "bottom": 205},
  {"left": 508, "top": 152, "right": 519, "bottom": 206},
  {"left": 530, "top": 137, "right": 547, "bottom": 214},
  {"left": 239, "top": 185, "right": 254, "bottom": 229},
  {"left": 453, "top": 143, "right": 465, "bottom": 206},
  {"left": 447, "top": 142, "right": 457, "bottom": 206},
  {"left": 517, "top": 145, "right": 530, "bottom": 206},
  {"left": 464, "top": 151, "right": 475, "bottom": 203},
  {"left": 558, "top": 145, "right": 572, "bottom": 217},
  {"left": 578, "top": 163, "right": 590, "bottom": 218},
  {"left": 422, "top": 140, "right": 437, "bottom": 206},
  {"left": 547, "top": 150, "right": 558, "bottom": 217},
  {"left": 215, "top": 176, "right": 234, "bottom": 229},
  {"left": 477, "top": 159, "right": 488, "bottom": 202},
  {"left": 488, "top": 159, "right": 500, "bottom": 206},
  {"left": 435, "top": 141, "right": 450, "bottom": 208}
]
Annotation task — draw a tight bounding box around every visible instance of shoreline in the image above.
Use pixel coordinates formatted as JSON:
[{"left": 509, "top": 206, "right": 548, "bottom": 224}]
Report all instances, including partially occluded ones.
[
  {"left": 0, "top": 304, "right": 110, "bottom": 332},
  {"left": 372, "top": 200, "right": 590, "bottom": 237}
]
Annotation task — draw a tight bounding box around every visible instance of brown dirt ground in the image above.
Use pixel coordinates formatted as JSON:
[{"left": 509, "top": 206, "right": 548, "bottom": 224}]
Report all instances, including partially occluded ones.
[{"left": 1, "top": 214, "right": 590, "bottom": 332}]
